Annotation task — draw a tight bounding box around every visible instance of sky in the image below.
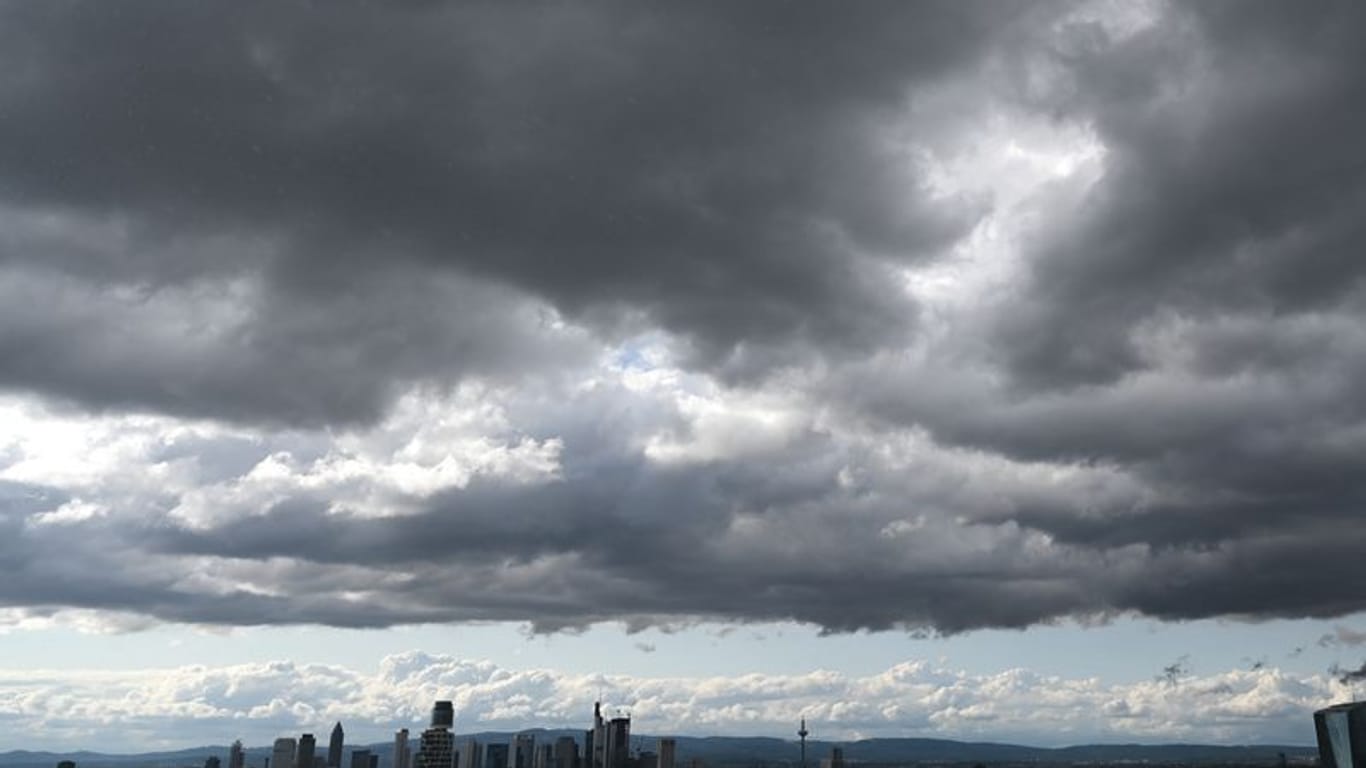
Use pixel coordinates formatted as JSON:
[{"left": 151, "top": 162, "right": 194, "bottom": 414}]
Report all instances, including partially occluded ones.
[{"left": 2, "top": 0, "right": 1366, "bottom": 754}]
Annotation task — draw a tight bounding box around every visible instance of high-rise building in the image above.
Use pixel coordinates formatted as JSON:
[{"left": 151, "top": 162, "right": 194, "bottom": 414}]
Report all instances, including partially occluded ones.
[
  {"left": 206, "top": 757, "right": 222, "bottom": 768},
  {"left": 416, "top": 700, "right": 457, "bottom": 768},
  {"left": 637, "top": 753, "right": 657, "bottom": 768},
  {"left": 458, "top": 739, "right": 482, "bottom": 768},
  {"left": 604, "top": 718, "right": 630, "bottom": 768},
  {"left": 553, "top": 737, "right": 578, "bottom": 768},
  {"left": 329, "top": 723, "right": 345, "bottom": 768},
  {"left": 1316, "top": 701, "right": 1366, "bottom": 768},
  {"left": 351, "top": 751, "right": 373, "bottom": 768},
  {"left": 484, "top": 744, "right": 509, "bottom": 768},
  {"left": 656, "top": 739, "right": 675, "bottom": 768},
  {"left": 230, "top": 741, "right": 246, "bottom": 768},
  {"left": 514, "top": 734, "right": 537, "bottom": 768},
  {"left": 274, "top": 738, "right": 298, "bottom": 768},
  {"left": 591, "top": 704, "right": 606, "bottom": 768},
  {"left": 395, "top": 729, "right": 412, "bottom": 768},
  {"left": 819, "top": 748, "right": 843, "bottom": 768},
  {"left": 297, "top": 734, "right": 317, "bottom": 768}
]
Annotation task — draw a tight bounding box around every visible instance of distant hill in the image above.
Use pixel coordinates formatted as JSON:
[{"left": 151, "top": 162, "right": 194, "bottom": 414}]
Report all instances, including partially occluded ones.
[{"left": 0, "top": 733, "right": 1320, "bottom": 768}]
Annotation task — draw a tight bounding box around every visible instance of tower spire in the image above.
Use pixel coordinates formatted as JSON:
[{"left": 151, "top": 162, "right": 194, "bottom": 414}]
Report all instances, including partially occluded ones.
[{"left": 798, "top": 718, "right": 809, "bottom": 768}]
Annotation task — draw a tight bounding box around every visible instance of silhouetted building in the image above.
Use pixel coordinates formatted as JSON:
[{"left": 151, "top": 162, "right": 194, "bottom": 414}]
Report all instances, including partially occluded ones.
[
  {"left": 297, "top": 734, "right": 317, "bottom": 768},
  {"left": 819, "top": 748, "right": 843, "bottom": 768},
  {"left": 395, "top": 729, "right": 412, "bottom": 768},
  {"left": 417, "top": 700, "right": 457, "bottom": 768},
  {"left": 274, "top": 739, "right": 298, "bottom": 768},
  {"left": 656, "top": 739, "right": 674, "bottom": 768},
  {"left": 329, "top": 723, "right": 345, "bottom": 768},
  {"left": 637, "top": 752, "right": 657, "bottom": 768},
  {"left": 591, "top": 703, "right": 606, "bottom": 768},
  {"left": 230, "top": 741, "right": 246, "bottom": 768},
  {"left": 1316, "top": 702, "right": 1366, "bottom": 768},
  {"left": 554, "top": 737, "right": 578, "bottom": 768},
  {"left": 515, "top": 734, "right": 537, "bottom": 768},
  {"left": 57, "top": 761, "right": 75, "bottom": 768},
  {"left": 351, "top": 751, "right": 372, "bottom": 768},
  {"left": 206, "top": 757, "right": 222, "bottom": 768},
  {"left": 604, "top": 717, "right": 630, "bottom": 768},
  {"left": 484, "top": 744, "right": 509, "bottom": 768},
  {"left": 535, "top": 744, "right": 554, "bottom": 768}
]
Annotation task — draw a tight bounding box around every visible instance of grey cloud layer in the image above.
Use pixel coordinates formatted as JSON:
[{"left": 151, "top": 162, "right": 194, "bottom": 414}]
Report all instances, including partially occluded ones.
[
  {"left": 0, "top": 1, "right": 1001, "bottom": 423},
  {"left": 3, "top": 1, "right": 1366, "bottom": 635}
]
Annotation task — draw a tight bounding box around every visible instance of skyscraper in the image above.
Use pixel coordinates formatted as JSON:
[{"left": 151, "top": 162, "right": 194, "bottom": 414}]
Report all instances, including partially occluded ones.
[
  {"left": 351, "top": 751, "right": 373, "bottom": 768},
  {"left": 459, "top": 739, "right": 482, "bottom": 768},
  {"left": 604, "top": 717, "right": 630, "bottom": 768},
  {"left": 329, "top": 723, "right": 345, "bottom": 768},
  {"left": 1316, "top": 701, "right": 1366, "bottom": 768},
  {"left": 553, "top": 737, "right": 578, "bottom": 768},
  {"left": 273, "top": 738, "right": 298, "bottom": 768},
  {"left": 297, "top": 734, "right": 317, "bottom": 768},
  {"left": 819, "top": 748, "right": 843, "bottom": 768},
  {"left": 230, "top": 741, "right": 246, "bottom": 768},
  {"left": 657, "top": 739, "right": 675, "bottom": 768},
  {"left": 514, "top": 734, "right": 536, "bottom": 768},
  {"left": 484, "top": 744, "right": 509, "bottom": 768},
  {"left": 591, "top": 703, "right": 605, "bottom": 768},
  {"left": 395, "top": 729, "right": 412, "bottom": 768},
  {"left": 416, "top": 700, "right": 457, "bottom": 768}
]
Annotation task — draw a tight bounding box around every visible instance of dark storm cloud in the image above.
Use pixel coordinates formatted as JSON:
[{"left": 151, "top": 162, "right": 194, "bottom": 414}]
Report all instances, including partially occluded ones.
[
  {"left": 6, "top": 1, "right": 1366, "bottom": 636},
  {"left": 996, "top": 1, "right": 1366, "bottom": 389},
  {"left": 819, "top": 0, "right": 1366, "bottom": 608},
  {"left": 0, "top": 0, "right": 1005, "bottom": 424}
]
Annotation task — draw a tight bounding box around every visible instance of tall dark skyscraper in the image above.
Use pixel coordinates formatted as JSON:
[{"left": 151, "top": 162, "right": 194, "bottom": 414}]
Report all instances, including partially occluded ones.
[
  {"left": 230, "top": 740, "right": 246, "bottom": 768},
  {"left": 395, "top": 728, "right": 412, "bottom": 768},
  {"left": 514, "top": 734, "right": 536, "bottom": 768},
  {"left": 604, "top": 717, "right": 630, "bottom": 768},
  {"left": 590, "top": 703, "right": 605, "bottom": 768},
  {"left": 329, "top": 723, "right": 345, "bottom": 768},
  {"left": 416, "top": 700, "right": 457, "bottom": 768},
  {"left": 297, "top": 734, "right": 317, "bottom": 768},
  {"left": 1316, "top": 701, "right": 1366, "bottom": 768}
]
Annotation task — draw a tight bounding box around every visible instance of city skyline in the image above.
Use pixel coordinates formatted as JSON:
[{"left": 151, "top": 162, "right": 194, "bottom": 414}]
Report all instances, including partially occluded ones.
[{"left": 2, "top": 0, "right": 1366, "bottom": 755}]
